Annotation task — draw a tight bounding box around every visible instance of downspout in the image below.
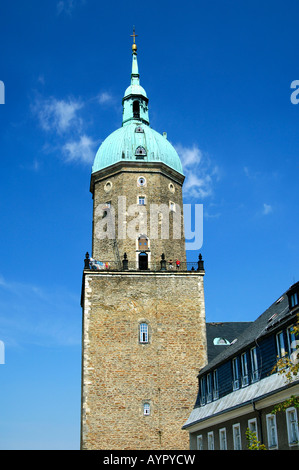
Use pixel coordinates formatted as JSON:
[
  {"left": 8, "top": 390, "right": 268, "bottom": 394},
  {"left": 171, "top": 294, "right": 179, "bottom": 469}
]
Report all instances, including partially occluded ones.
[{"left": 252, "top": 401, "right": 264, "bottom": 445}]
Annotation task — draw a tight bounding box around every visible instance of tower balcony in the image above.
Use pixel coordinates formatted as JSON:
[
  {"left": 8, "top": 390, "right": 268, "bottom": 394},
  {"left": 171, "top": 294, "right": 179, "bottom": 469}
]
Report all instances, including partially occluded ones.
[{"left": 83, "top": 252, "right": 204, "bottom": 273}]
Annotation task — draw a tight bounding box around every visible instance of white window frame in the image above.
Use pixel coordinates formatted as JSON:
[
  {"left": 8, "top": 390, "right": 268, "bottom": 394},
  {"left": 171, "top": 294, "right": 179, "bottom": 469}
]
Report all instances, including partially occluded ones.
[
  {"left": 241, "top": 352, "right": 249, "bottom": 386},
  {"left": 248, "top": 418, "right": 259, "bottom": 444},
  {"left": 143, "top": 403, "right": 150, "bottom": 416},
  {"left": 200, "top": 377, "right": 206, "bottom": 406},
  {"left": 290, "top": 292, "right": 298, "bottom": 308},
  {"left": 232, "top": 357, "right": 240, "bottom": 390},
  {"left": 250, "top": 347, "right": 259, "bottom": 382},
  {"left": 287, "top": 325, "right": 297, "bottom": 355},
  {"left": 207, "top": 431, "right": 214, "bottom": 450},
  {"left": 286, "top": 407, "right": 299, "bottom": 447},
  {"left": 276, "top": 331, "right": 286, "bottom": 359},
  {"left": 219, "top": 428, "right": 227, "bottom": 450},
  {"left": 196, "top": 435, "right": 203, "bottom": 450},
  {"left": 213, "top": 369, "right": 219, "bottom": 400},
  {"left": 138, "top": 195, "right": 146, "bottom": 205},
  {"left": 266, "top": 413, "right": 278, "bottom": 449},
  {"left": 137, "top": 176, "right": 146, "bottom": 187},
  {"left": 139, "top": 323, "right": 149, "bottom": 343},
  {"left": 206, "top": 373, "right": 212, "bottom": 403},
  {"left": 233, "top": 423, "right": 242, "bottom": 450}
]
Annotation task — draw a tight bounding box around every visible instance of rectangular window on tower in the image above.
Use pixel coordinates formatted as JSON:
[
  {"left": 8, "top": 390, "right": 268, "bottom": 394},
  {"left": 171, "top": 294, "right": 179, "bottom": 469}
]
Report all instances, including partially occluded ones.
[
  {"left": 138, "top": 196, "right": 146, "bottom": 205},
  {"left": 139, "top": 323, "right": 149, "bottom": 343}
]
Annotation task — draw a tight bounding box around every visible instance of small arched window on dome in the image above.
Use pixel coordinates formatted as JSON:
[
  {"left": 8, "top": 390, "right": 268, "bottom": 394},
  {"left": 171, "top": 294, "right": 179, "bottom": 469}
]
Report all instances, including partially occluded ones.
[
  {"left": 133, "top": 100, "right": 140, "bottom": 119},
  {"left": 135, "top": 126, "right": 144, "bottom": 133},
  {"left": 135, "top": 146, "right": 147, "bottom": 159}
]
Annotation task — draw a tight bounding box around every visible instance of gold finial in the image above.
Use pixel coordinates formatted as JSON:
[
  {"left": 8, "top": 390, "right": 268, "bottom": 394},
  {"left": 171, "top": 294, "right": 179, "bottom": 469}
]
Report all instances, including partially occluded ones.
[{"left": 131, "top": 26, "right": 138, "bottom": 52}]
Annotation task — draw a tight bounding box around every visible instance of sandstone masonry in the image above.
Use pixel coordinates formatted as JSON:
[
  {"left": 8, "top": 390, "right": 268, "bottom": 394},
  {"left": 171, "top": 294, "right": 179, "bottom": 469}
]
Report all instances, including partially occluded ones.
[{"left": 81, "top": 270, "right": 207, "bottom": 450}]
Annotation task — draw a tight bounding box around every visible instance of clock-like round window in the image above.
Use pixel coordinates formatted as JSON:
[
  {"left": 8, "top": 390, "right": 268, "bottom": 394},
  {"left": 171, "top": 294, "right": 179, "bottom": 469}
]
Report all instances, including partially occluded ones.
[
  {"left": 137, "top": 176, "right": 146, "bottom": 187},
  {"left": 104, "top": 181, "right": 112, "bottom": 193}
]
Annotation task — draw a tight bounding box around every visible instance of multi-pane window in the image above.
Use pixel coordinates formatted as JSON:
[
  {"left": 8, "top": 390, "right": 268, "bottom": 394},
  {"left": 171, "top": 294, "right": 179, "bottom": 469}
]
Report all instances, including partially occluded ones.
[
  {"left": 250, "top": 347, "right": 259, "bottom": 382},
  {"left": 286, "top": 407, "right": 299, "bottom": 446},
  {"left": 219, "top": 428, "right": 227, "bottom": 450},
  {"left": 233, "top": 423, "right": 242, "bottom": 450},
  {"left": 241, "top": 352, "right": 249, "bottom": 386},
  {"left": 206, "top": 373, "right": 212, "bottom": 403},
  {"left": 140, "top": 323, "right": 148, "bottom": 343},
  {"left": 207, "top": 431, "right": 214, "bottom": 450},
  {"left": 248, "top": 418, "right": 258, "bottom": 437},
  {"left": 213, "top": 369, "right": 219, "bottom": 400},
  {"left": 143, "top": 403, "right": 150, "bottom": 415},
  {"left": 200, "top": 377, "right": 206, "bottom": 406},
  {"left": 248, "top": 418, "right": 259, "bottom": 446},
  {"left": 138, "top": 196, "right": 146, "bottom": 205},
  {"left": 196, "top": 435, "right": 203, "bottom": 450},
  {"left": 276, "top": 331, "right": 286, "bottom": 359},
  {"left": 290, "top": 292, "right": 298, "bottom": 308},
  {"left": 287, "top": 325, "right": 298, "bottom": 361},
  {"left": 232, "top": 357, "right": 240, "bottom": 390},
  {"left": 266, "top": 414, "right": 278, "bottom": 449}
]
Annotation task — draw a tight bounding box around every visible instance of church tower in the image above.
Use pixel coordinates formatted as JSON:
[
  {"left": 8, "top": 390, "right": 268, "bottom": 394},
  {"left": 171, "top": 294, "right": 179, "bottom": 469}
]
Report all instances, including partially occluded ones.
[{"left": 80, "top": 31, "right": 207, "bottom": 450}]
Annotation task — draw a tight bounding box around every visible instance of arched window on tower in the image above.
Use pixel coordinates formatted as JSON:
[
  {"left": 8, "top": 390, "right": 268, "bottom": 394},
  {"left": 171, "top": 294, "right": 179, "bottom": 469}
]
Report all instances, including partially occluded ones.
[{"left": 133, "top": 100, "right": 140, "bottom": 119}]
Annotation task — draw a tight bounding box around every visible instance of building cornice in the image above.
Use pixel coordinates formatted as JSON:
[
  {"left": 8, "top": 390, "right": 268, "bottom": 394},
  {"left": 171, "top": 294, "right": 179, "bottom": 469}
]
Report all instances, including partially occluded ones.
[{"left": 90, "top": 161, "right": 185, "bottom": 194}]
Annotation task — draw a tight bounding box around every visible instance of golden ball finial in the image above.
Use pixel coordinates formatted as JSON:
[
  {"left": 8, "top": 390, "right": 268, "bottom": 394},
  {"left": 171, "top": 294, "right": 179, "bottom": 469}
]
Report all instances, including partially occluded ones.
[{"left": 131, "top": 27, "right": 138, "bottom": 53}]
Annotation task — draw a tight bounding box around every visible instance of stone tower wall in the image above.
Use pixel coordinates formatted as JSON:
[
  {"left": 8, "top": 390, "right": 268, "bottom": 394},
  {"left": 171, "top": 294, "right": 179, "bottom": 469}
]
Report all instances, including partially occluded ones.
[
  {"left": 81, "top": 271, "right": 207, "bottom": 450},
  {"left": 91, "top": 163, "right": 186, "bottom": 267}
]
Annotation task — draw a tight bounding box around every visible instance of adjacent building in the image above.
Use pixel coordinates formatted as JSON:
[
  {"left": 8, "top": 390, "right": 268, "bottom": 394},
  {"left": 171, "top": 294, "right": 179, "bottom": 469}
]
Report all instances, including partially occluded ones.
[{"left": 183, "top": 282, "right": 299, "bottom": 450}]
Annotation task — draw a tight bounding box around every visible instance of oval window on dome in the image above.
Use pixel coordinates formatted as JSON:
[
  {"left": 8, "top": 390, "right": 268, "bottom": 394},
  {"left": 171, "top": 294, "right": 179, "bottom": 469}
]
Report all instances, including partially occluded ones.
[{"left": 135, "top": 146, "right": 147, "bottom": 159}]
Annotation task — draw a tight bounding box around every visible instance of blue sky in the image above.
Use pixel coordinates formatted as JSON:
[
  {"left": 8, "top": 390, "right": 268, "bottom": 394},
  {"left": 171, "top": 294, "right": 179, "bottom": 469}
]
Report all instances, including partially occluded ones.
[{"left": 0, "top": 0, "right": 298, "bottom": 449}]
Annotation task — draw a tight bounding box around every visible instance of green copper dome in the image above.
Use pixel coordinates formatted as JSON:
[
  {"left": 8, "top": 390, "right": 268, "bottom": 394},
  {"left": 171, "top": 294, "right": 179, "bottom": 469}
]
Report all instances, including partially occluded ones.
[
  {"left": 92, "top": 122, "right": 183, "bottom": 175},
  {"left": 92, "top": 37, "right": 184, "bottom": 176}
]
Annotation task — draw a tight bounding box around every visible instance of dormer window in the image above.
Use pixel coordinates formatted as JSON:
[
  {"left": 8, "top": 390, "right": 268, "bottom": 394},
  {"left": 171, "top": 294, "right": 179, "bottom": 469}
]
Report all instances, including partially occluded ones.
[
  {"left": 287, "top": 282, "right": 299, "bottom": 310},
  {"left": 213, "top": 337, "right": 230, "bottom": 346},
  {"left": 290, "top": 292, "right": 298, "bottom": 308},
  {"left": 135, "top": 126, "right": 144, "bottom": 133},
  {"left": 135, "top": 146, "right": 147, "bottom": 158}
]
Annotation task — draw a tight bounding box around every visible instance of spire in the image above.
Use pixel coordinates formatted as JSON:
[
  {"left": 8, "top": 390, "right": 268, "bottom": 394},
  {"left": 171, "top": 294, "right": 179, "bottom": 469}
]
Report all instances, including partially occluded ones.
[
  {"left": 122, "top": 27, "right": 149, "bottom": 126},
  {"left": 130, "top": 26, "right": 139, "bottom": 85}
]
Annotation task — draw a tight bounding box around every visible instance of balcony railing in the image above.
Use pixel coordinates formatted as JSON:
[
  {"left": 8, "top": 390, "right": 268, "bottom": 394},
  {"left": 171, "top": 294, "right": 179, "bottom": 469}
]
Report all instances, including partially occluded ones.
[{"left": 83, "top": 253, "right": 205, "bottom": 273}]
